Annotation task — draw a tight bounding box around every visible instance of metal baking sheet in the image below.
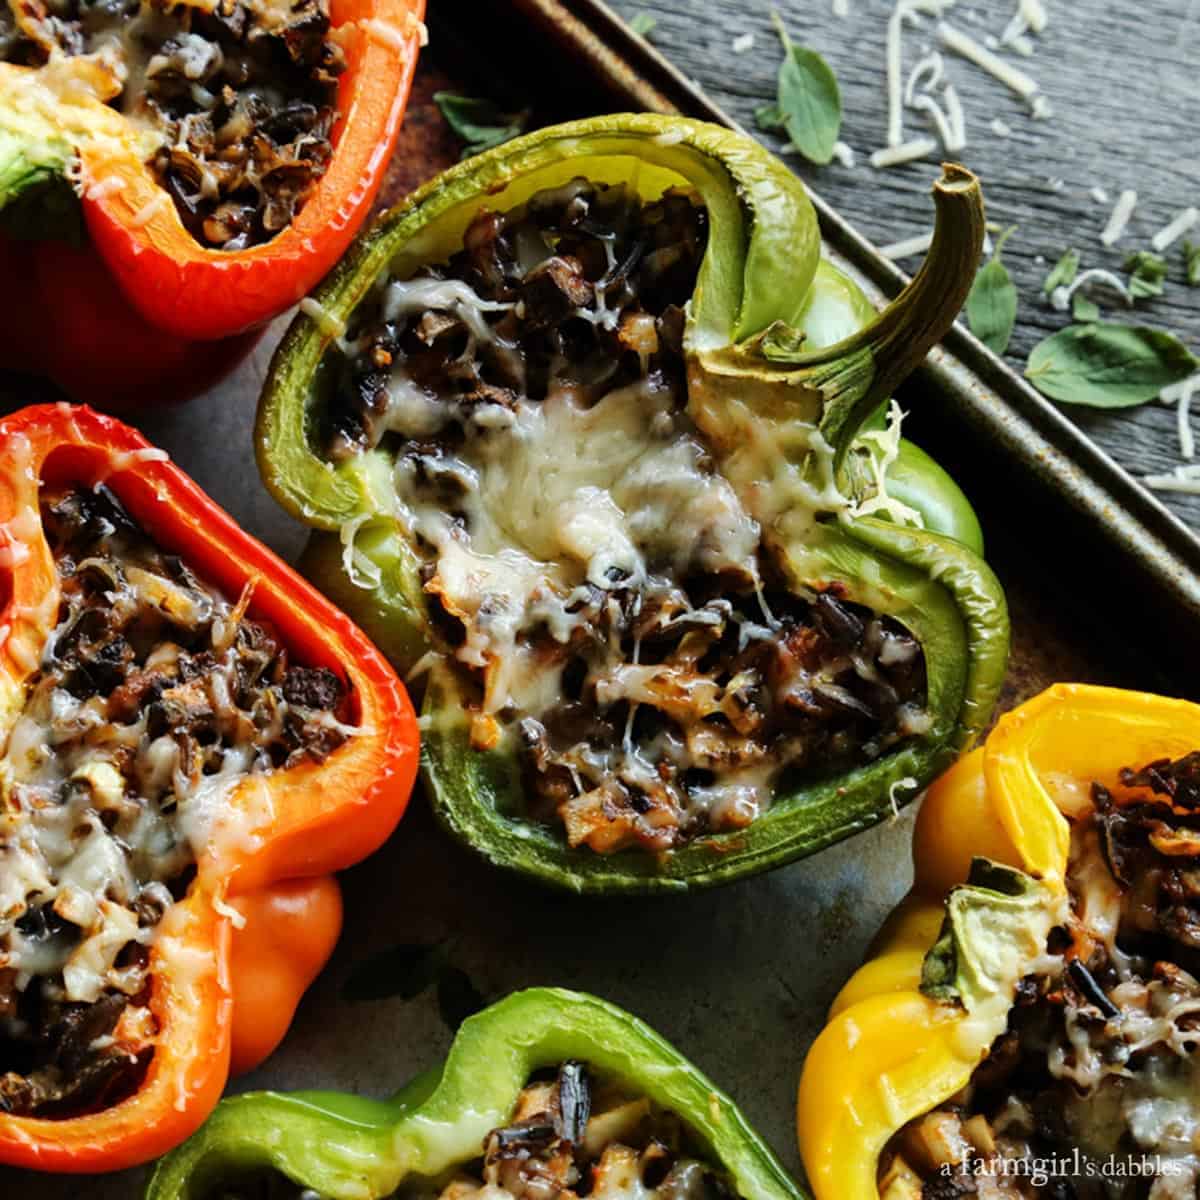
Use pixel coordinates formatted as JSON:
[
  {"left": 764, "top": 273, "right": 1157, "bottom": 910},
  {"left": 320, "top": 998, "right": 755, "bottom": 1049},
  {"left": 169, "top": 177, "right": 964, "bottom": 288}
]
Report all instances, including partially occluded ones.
[{"left": 1, "top": 1, "right": 1175, "bottom": 1195}]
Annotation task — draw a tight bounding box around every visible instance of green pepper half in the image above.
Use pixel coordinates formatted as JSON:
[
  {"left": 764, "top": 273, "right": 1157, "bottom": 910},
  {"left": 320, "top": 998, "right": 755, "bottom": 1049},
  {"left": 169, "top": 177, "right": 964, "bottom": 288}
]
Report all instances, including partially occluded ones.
[
  {"left": 255, "top": 114, "right": 1008, "bottom": 892},
  {"left": 145, "top": 986, "right": 805, "bottom": 1200}
]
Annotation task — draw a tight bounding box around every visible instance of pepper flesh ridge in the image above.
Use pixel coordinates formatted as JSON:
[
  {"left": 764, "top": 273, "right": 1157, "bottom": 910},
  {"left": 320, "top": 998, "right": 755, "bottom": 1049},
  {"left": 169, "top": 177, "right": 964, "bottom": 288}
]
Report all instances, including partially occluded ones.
[
  {"left": 0, "top": 404, "right": 418, "bottom": 1172},
  {"left": 796, "top": 683, "right": 1200, "bottom": 1200}
]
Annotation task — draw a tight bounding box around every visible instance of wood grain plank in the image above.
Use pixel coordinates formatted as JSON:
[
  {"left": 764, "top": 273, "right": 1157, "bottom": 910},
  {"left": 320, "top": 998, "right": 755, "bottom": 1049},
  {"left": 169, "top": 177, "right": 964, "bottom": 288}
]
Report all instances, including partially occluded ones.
[{"left": 610, "top": 0, "right": 1200, "bottom": 528}]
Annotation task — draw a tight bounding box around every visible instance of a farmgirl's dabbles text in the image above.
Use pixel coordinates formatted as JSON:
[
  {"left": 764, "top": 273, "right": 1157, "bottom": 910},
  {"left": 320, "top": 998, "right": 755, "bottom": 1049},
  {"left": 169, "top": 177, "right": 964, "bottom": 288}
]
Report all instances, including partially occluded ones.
[
  {"left": 218, "top": 1060, "right": 738, "bottom": 1199},
  {"left": 882, "top": 753, "right": 1200, "bottom": 1198},
  {"left": 327, "top": 178, "right": 930, "bottom": 855},
  {"left": 1, "top": 0, "right": 343, "bottom": 248},
  {"left": 0, "top": 485, "right": 351, "bottom": 1117}
]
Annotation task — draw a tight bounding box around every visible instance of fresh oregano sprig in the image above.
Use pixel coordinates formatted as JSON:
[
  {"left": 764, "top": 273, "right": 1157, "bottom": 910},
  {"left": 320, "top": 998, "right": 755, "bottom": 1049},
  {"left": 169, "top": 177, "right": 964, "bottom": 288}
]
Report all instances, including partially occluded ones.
[{"left": 754, "top": 11, "right": 841, "bottom": 166}]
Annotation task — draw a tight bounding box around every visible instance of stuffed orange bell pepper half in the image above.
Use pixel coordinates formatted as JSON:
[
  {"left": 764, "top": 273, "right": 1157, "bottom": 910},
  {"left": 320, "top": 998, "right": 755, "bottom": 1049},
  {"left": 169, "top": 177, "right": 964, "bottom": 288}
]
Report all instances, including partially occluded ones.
[
  {"left": 0, "top": 0, "right": 425, "bottom": 408},
  {"left": 0, "top": 405, "right": 419, "bottom": 1172},
  {"left": 799, "top": 683, "right": 1200, "bottom": 1199}
]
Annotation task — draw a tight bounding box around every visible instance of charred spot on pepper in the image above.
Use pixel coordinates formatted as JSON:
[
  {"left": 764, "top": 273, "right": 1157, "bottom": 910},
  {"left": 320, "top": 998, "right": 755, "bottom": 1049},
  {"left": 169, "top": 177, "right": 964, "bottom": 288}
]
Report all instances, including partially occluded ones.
[
  {"left": 318, "top": 177, "right": 932, "bottom": 857},
  {"left": 0, "top": 483, "right": 352, "bottom": 1119},
  {"left": 883, "top": 747, "right": 1200, "bottom": 1198},
  {"left": 1, "top": 0, "right": 344, "bottom": 249}
]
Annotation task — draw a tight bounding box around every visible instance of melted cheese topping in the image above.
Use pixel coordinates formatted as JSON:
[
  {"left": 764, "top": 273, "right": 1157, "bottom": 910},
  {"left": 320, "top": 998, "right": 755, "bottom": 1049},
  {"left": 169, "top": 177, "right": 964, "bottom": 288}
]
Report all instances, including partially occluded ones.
[
  {"left": 334, "top": 181, "right": 929, "bottom": 855},
  {"left": 0, "top": 487, "right": 350, "bottom": 1117}
]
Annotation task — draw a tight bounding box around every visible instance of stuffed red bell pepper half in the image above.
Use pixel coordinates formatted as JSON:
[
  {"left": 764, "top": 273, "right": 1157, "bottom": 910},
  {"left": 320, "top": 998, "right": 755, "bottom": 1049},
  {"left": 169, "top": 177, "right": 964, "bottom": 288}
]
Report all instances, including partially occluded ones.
[{"left": 0, "top": 404, "right": 419, "bottom": 1171}]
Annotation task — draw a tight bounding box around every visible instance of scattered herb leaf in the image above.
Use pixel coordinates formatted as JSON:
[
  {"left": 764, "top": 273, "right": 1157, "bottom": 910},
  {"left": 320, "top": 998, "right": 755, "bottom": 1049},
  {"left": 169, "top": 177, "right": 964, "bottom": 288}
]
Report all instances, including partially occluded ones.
[
  {"left": 763, "top": 10, "right": 841, "bottom": 165},
  {"left": 1125, "top": 250, "right": 1168, "bottom": 300},
  {"left": 754, "top": 103, "right": 785, "bottom": 133},
  {"left": 342, "top": 941, "right": 450, "bottom": 1003},
  {"left": 1184, "top": 240, "right": 1200, "bottom": 287},
  {"left": 966, "top": 225, "right": 1018, "bottom": 355},
  {"left": 1042, "top": 247, "right": 1079, "bottom": 296},
  {"left": 436, "top": 967, "right": 487, "bottom": 1031},
  {"left": 1025, "top": 323, "right": 1198, "bottom": 409},
  {"left": 434, "top": 93, "right": 530, "bottom": 160},
  {"left": 628, "top": 11, "right": 656, "bottom": 36},
  {"left": 1071, "top": 293, "right": 1100, "bottom": 322}
]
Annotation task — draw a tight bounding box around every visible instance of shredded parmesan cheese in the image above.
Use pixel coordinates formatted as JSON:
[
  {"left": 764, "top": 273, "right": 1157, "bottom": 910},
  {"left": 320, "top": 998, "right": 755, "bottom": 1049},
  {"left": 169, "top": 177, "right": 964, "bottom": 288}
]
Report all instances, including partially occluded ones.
[
  {"left": 1145, "top": 464, "right": 1200, "bottom": 494},
  {"left": 1152, "top": 207, "right": 1199, "bottom": 253},
  {"left": 84, "top": 175, "right": 127, "bottom": 201},
  {"left": 1099, "top": 189, "right": 1138, "bottom": 247},
  {"left": 1160, "top": 375, "right": 1200, "bottom": 460},
  {"left": 831, "top": 140, "right": 856, "bottom": 167},
  {"left": 870, "top": 136, "right": 937, "bottom": 168},
  {"left": 361, "top": 17, "right": 408, "bottom": 52},
  {"left": 942, "top": 83, "right": 966, "bottom": 151},
  {"left": 338, "top": 515, "right": 382, "bottom": 590},
  {"left": 1050, "top": 268, "right": 1133, "bottom": 313},
  {"left": 732, "top": 32, "right": 754, "bottom": 52},
  {"left": 129, "top": 191, "right": 170, "bottom": 228},
  {"left": 910, "top": 93, "right": 953, "bottom": 149},
  {"left": 880, "top": 230, "right": 934, "bottom": 259},
  {"left": 888, "top": 775, "right": 920, "bottom": 819},
  {"left": 904, "top": 50, "right": 944, "bottom": 104},
  {"left": 939, "top": 22, "right": 1041, "bottom": 101},
  {"left": 990, "top": 117, "right": 1012, "bottom": 137},
  {"left": 299, "top": 296, "right": 347, "bottom": 339},
  {"left": 212, "top": 894, "right": 247, "bottom": 930}
]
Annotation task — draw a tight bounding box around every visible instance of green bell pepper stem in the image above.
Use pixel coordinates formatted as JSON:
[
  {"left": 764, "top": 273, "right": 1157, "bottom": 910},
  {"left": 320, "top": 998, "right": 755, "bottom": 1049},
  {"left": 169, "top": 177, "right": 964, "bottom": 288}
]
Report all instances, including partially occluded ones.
[
  {"left": 256, "top": 113, "right": 1007, "bottom": 892},
  {"left": 793, "top": 259, "right": 983, "bottom": 554},
  {"left": 145, "top": 988, "right": 806, "bottom": 1200}
]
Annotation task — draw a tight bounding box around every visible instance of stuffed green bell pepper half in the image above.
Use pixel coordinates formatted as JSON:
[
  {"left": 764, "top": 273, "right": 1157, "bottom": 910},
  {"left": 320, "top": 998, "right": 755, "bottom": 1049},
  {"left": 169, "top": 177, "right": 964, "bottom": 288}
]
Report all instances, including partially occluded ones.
[
  {"left": 146, "top": 987, "right": 804, "bottom": 1200},
  {"left": 255, "top": 113, "right": 1008, "bottom": 891}
]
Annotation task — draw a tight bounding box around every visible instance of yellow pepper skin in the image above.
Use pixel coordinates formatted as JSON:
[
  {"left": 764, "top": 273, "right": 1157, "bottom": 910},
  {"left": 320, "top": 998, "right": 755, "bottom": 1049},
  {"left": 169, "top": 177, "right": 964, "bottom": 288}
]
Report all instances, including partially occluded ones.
[{"left": 796, "top": 683, "right": 1200, "bottom": 1200}]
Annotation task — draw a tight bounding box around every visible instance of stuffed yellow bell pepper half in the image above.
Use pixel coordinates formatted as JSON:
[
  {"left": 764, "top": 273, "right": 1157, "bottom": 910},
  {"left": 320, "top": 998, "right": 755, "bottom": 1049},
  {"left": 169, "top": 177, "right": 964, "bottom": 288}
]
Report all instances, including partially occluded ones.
[{"left": 798, "top": 683, "right": 1200, "bottom": 1199}]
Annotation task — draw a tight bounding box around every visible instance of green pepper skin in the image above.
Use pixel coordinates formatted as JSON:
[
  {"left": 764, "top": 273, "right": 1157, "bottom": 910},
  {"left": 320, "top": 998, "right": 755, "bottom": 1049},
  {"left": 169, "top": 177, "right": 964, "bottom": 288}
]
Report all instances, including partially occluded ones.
[
  {"left": 257, "top": 113, "right": 1008, "bottom": 893},
  {"left": 145, "top": 988, "right": 806, "bottom": 1200}
]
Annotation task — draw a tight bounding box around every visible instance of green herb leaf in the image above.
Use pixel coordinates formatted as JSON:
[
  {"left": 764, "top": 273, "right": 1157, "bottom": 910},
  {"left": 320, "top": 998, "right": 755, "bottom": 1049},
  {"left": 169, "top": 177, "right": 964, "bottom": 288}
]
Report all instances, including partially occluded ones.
[
  {"left": 628, "top": 11, "right": 656, "bottom": 36},
  {"left": 966, "top": 226, "right": 1017, "bottom": 354},
  {"left": 766, "top": 11, "right": 841, "bottom": 165},
  {"left": 1041, "top": 247, "right": 1079, "bottom": 295},
  {"left": 921, "top": 859, "right": 1054, "bottom": 1009},
  {"left": 754, "top": 103, "right": 786, "bottom": 133},
  {"left": 1125, "top": 249, "right": 1168, "bottom": 300},
  {"left": 433, "top": 93, "right": 530, "bottom": 160},
  {"left": 436, "top": 967, "right": 486, "bottom": 1031},
  {"left": 1183, "top": 240, "right": 1200, "bottom": 287},
  {"left": 1071, "top": 293, "right": 1100, "bottom": 322},
  {"left": 342, "top": 941, "right": 450, "bottom": 1003},
  {"left": 1025, "top": 323, "right": 1199, "bottom": 409}
]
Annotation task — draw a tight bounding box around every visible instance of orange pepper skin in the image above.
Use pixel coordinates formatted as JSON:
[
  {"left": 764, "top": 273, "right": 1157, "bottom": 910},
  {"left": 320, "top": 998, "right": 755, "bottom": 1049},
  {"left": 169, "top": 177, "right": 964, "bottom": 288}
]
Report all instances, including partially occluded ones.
[
  {"left": 797, "top": 684, "right": 1200, "bottom": 1200},
  {"left": 227, "top": 877, "right": 344, "bottom": 1076},
  {"left": 0, "top": 405, "right": 419, "bottom": 1172}
]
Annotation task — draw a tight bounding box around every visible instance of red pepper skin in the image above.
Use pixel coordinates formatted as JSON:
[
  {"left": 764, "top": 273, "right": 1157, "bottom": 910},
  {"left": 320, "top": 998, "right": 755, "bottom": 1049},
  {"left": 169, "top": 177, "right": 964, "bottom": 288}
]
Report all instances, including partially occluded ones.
[
  {"left": 0, "top": 0, "right": 423, "bottom": 405},
  {"left": 0, "top": 237, "right": 262, "bottom": 409},
  {"left": 0, "top": 405, "right": 419, "bottom": 1172}
]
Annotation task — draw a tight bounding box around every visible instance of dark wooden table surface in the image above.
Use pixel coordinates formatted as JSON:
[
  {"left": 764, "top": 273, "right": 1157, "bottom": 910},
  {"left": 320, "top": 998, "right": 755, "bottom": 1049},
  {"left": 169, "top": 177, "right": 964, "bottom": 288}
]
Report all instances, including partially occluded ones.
[{"left": 608, "top": 0, "right": 1200, "bottom": 531}]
